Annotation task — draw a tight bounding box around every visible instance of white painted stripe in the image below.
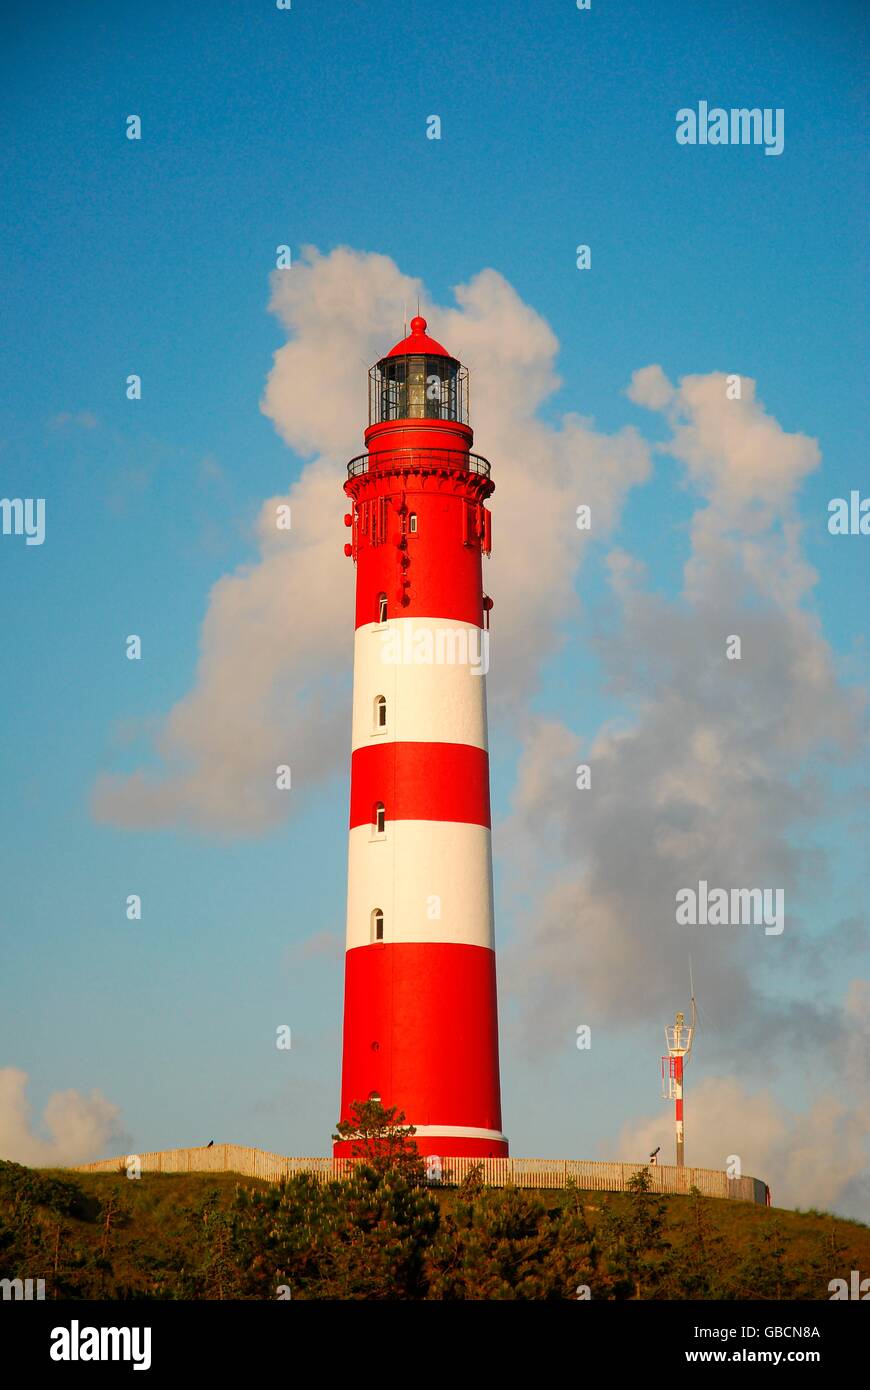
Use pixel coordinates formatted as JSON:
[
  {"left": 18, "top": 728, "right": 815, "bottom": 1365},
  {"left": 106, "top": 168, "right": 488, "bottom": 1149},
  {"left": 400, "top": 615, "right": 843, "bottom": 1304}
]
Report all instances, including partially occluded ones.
[
  {"left": 411, "top": 1126, "right": 508, "bottom": 1142},
  {"left": 351, "top": 618, "right": 489, "bottom": 753},
  {"left": 346, "top": 820, "right": 494, "bottom": 950}
]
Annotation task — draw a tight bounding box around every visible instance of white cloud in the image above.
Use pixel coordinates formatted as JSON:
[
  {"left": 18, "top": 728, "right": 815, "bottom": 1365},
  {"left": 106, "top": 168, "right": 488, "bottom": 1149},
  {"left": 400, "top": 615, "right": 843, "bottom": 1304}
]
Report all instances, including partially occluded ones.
[
  {"left": 503, "top": 365, "right": 865, "bottom": 1053},
  {"left": 0, "top": 1068, "right": 126, "bottom": 1167},
  {"left": 627, "top": 364, "right": 673, "bottom": 411}
]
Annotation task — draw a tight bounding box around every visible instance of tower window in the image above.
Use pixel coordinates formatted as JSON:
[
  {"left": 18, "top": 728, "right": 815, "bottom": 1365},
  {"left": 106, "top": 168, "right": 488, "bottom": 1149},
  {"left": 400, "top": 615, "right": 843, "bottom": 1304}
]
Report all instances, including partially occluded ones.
[
  {"left": 374, "top": 695, "right": 387, "bottom": 732},
  {"left": 377, "top": 593, "right": 387, "bottom": 624},
  {"left": 408, "top": 513, "right": 418, "bottom": 534},
  {"left": 373, "top": 801, "right": 386, "bottom": 835},
  {"left": 371, "top": 908, "right": 384, "bottom": 943}
]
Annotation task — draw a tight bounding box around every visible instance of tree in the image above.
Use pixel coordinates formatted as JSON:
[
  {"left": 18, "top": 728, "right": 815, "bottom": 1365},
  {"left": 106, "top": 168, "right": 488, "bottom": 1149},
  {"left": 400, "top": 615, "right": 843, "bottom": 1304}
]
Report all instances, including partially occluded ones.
[
  {"left": 663, "top": 1186, "right": 728, "bottom": 1298},
  {"left": 232, "top": 1165, "right": 440, "bottom": 1299},
  {"left": 735, "top": 1217, "right": 788, "bottom": 1300},
  {"left": 457, "top": 1162, "right": 485, "bottom": 1200},
  {"left": 332, "top": 1098, "right": 424, "bottom": 1179},
  {"left": 197, "top": 1195, "right": 246, "bottom": 1300},
  {"left": 426, "top": 1184, "right": 596, "bottom": 1300},
  {"left": 598, "top": 1168, "right": 671, "bottom": 1299}
]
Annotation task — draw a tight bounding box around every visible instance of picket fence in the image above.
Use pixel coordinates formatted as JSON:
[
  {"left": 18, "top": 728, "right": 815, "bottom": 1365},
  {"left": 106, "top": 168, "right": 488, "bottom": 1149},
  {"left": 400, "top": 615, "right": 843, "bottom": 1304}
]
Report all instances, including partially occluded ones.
[{"left": 72, "top": 1145, "right": 768, "bottom": 1204}]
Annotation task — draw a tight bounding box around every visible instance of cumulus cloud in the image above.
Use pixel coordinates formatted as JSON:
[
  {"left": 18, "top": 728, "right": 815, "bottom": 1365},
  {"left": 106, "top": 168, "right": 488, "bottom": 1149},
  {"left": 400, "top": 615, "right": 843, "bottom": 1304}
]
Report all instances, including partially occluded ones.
[
  {"left": 0, "top": 1068, "right": 126, "bottom": 1167},
  {"left": 503, "top": 367, "right": 866, "bottom": 1057},
  {"left": 627, "top": 364, "right": 673, "bottom": 412},
  {"left": 631, "top": 367, "right": 821, "bottom": 512},
  {"left": 92, "top": 247, "right": 650, "bottom": 831}
]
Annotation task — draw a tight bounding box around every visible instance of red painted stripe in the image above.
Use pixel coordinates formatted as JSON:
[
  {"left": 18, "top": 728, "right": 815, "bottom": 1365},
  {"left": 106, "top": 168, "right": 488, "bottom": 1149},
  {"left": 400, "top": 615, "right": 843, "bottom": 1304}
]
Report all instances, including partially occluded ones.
[
  {"left": 349, "top": 477, "right": 487, "bottom": 629},
  {"left": 336, "top": 941, "right": 504, "bottom": 1152},
  {"left": 349, "top": 741, "right": 491, "bottom": 829},
  {"left": 675, "top": 1099, "right": 683, "bottom": 1120}
]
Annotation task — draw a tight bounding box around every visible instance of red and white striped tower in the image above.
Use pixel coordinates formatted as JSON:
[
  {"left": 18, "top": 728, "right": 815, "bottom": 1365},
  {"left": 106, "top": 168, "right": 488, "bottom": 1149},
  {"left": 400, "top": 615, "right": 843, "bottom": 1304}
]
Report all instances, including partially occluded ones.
[
  {"left": 673, "top": 1052, "right": 685, "bottom": 1167},
  {"left": 335, "top": 315, "right": 508, "bottom": 1159},
  {"left": 663, "top": 1009, "right": 694, "bottom": 1167}
]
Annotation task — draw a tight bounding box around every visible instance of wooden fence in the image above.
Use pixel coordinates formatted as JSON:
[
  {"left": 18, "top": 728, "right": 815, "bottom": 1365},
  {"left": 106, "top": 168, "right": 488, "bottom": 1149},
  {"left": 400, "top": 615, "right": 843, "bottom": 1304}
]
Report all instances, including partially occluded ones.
[{"left": 72, "top": 1144, "right": 768, "bottom": 1204}]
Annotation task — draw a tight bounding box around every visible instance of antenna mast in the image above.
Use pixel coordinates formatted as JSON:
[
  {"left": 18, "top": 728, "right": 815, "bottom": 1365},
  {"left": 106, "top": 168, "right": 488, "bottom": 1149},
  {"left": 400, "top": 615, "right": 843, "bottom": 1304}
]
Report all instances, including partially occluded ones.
[
  {"left": 686, "top": 959, "right": 697, "bottom": 1062},
  {"left": 661, "top": 967, "right": 697, "bottom": 1167}
]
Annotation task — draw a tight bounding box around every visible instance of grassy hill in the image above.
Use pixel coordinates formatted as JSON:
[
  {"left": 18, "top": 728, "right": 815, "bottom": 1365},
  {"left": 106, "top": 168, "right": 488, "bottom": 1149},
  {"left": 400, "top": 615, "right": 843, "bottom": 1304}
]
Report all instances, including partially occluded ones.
[{"left": 1, "top": 1158, "right": 867, "bottom": 1300}]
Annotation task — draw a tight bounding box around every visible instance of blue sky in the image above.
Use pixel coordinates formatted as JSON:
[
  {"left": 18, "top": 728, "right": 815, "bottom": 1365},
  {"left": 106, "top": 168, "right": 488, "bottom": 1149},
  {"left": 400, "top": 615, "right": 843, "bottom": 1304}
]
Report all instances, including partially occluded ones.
[{"left": 1, "top": 1, "right": 867, "bottom": 1211}]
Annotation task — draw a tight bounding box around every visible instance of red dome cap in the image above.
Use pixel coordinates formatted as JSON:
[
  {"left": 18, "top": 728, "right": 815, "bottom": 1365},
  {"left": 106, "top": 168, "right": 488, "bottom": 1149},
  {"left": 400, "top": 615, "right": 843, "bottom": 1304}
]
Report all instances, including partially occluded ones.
[{"left": 386, "top": 315, "right": 453, "bottom": 359}]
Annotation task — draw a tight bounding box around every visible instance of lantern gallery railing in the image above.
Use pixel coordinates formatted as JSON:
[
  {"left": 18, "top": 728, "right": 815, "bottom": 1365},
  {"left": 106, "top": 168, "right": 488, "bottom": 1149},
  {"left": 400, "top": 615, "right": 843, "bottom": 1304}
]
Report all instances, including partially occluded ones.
[{"left": 347, "top": 449, "right": 491, "bottom": 479}]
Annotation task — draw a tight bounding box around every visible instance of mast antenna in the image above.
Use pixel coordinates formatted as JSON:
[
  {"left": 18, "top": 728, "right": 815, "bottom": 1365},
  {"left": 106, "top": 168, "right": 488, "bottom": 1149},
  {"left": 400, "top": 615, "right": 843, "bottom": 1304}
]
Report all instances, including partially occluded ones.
[
  {"left": 686, "top": 958, "right": 697, "bottom": 1063},
  {"left": 661, "top": 965, "right": 697, "bottom": 1167}
]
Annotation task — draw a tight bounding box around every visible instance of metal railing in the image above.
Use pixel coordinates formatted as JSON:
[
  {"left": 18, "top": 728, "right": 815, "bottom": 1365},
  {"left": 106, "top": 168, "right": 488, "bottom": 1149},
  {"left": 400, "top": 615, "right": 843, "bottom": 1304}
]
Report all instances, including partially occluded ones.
[{"left": 347, "top": 448, "right": 491, "bottom": 480}]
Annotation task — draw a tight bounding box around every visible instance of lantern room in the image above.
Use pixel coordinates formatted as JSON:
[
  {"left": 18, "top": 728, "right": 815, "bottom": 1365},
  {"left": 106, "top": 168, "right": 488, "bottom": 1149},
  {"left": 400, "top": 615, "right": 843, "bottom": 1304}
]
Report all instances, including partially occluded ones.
[{"left": 369, "top": 315, "right": 469, "bottom": 425}]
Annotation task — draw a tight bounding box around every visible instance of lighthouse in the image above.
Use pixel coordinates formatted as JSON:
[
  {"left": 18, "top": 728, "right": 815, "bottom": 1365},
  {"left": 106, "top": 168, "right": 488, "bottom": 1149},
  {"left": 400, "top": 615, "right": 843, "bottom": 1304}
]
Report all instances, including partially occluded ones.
[{"left": 335, "top": 315, "right": 508, "bottom": 1160}]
